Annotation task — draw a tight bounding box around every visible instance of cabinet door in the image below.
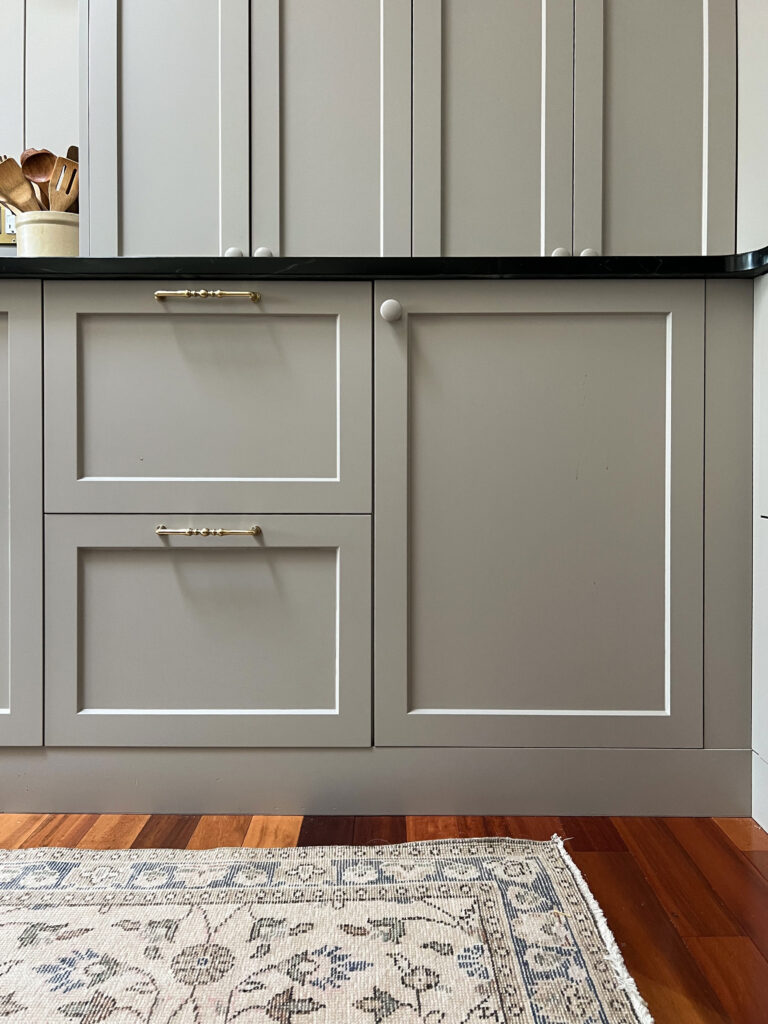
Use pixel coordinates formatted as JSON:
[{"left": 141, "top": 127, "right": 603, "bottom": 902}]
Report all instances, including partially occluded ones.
[
  {"left": 45, "top": 514, "right": 371, "bottom": 747},
  {"left": 412, "top": 0, "right": 573, "bottom": 256},
  {"left": 251, "top": 0, "right": 410, "bottom": 256},
  {"left": 0, "top": 283, "right": 42, "bottom": 746},
  {"left": 375, "top": 281, "right": 704, "bottom": 747},
  {"left": 85, "top": 0, "right": 249, "bottom": 256},
  {"left": 44, "top": 281, "right": 371, "bottom": 513},
  {"left": 574, "top": 0, "right": 736, "bottom": 256}
]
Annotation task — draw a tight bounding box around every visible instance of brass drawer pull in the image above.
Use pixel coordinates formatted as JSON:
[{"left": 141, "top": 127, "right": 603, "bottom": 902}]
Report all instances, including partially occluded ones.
[
  {"left": 154, "top": 289, "right": 261, "bottom": 303},
  {"left": 155, "top": 524, "right": 262, "bottom": 538}
]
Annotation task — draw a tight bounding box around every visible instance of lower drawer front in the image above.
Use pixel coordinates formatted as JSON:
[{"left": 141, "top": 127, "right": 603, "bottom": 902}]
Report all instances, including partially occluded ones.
[{"left": 44, "top": 515, "right": 371, "bottom": 747}]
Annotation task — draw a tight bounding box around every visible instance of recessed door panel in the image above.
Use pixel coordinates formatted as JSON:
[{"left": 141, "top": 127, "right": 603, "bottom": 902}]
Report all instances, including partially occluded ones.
[
  {"left": 375, "top": 280, "right": 704, "bottom": 747},
  {"left": 44, "top": 281, "right": 371, "bottom": 512},
  {"left": 45, "top": 514, "right": 371, "bottom": 747}
]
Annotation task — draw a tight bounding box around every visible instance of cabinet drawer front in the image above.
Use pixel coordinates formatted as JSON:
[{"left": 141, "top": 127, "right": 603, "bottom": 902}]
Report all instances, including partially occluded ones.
[
  {"left": 44, "top": 281, "right": 371, "bottom": 512},
  {"left": 375, "top": 280, "right": 704, "bottom": 748},
  {"left": 45, "top": 515, "right": 371, "bottom": 747}
]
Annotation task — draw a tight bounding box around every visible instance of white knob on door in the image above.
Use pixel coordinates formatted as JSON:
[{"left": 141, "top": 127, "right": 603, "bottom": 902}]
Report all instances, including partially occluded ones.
[
  {"left": 551, "top": 247, "right": 571, "bottom": 257},
  {"left": 579, "top": 248, "right": 599, "bottom": 257},
  {"left": 380, "top": 299, "right": 403, "bottom": 322},
  {"left": 224, "top": 247, "right": 244, "bottom": 258},
  {"left": 253, "top": 247, "right": 274, "bottom": 257}
]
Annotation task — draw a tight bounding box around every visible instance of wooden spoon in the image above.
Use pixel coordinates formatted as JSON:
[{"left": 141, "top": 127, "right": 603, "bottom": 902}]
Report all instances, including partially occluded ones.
[
  {"left": 20, "top": 148, "right": 55, "bottom": 209},
  {"left": 66, "top": 147, "right": 79, "bottom": 212},
  {"left": 0, "top": 158, "right": 39, "bottom": 212},
  {"left": 48, "top": 156, "right": 79, "bottom": 212}
]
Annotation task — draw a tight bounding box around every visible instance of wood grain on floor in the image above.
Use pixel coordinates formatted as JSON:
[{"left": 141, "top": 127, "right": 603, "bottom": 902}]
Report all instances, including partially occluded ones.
[{"left": 0, "top": 812, "right": 766, "bottom": 1024}]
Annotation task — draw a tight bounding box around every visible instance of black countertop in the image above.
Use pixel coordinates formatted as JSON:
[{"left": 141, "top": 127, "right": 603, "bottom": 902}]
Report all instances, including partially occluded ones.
[{"left": 2, "top": 249, "right": 768, "bottom": 280}]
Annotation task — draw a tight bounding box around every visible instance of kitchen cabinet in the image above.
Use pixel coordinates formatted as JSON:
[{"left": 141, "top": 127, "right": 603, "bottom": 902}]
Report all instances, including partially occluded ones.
[
  {"left": 573, "top": 0, "right": 736, "bottom": 256},
  {"left": 44, "top": 514, "right": 371, "bottom": 747},
  {"left": 43, "top": 281, "right": 372, "bottom": 513},
  {"left": 84, "top": 0, "right": 250, "bottom": 256},
  {"left": 0, "top": 283, "right": 43, "bottom": 746},
  {"left": 83, "top": 1, "right": 735, "bottom": 259},
  {"left": 374, "top": 280, "right": 705, "bottom": 747}
]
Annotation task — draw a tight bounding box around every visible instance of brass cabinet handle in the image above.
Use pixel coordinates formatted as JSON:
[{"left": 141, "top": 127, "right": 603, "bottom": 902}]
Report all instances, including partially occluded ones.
[
  {"left": 154, "top": 289, "right": 261, "bottom": 302},
  {"left": 155, "top": 524, "right": 262, "bottom": 537}
]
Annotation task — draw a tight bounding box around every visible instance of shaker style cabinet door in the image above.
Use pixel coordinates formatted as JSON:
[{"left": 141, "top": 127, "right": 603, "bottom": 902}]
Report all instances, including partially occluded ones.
[
  {"left": 412, "top": 0, "right": 574, "bottom": 256},
  {"left": 0, "top": 283, "right": 42, "bottom": 747},
  {"left": 84, "top": 0, "right": 249, "bottom": 256},
  {"left": 43, "top": 281, "right": 371, "bottom": 513},
  {"left": 251, "top": 0, "right": 411, "bottom": 256},
  {"left": 573, "top": 0, "right": 736, "bottom": 256},
  {"left": 374, "top": 281, "right": 704, "bottom": 747},
  {"left": 45, "top": 515, "right": 371, "bottom": 747}
]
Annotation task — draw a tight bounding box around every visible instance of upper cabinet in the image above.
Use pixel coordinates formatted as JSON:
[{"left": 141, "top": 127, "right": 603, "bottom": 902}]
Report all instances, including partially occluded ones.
[
  {"left": 82, "top": 0, "right": 736, "bottom": 258},
  {"left": 574, "top": 0, "right": 736, "bottom": 257}
]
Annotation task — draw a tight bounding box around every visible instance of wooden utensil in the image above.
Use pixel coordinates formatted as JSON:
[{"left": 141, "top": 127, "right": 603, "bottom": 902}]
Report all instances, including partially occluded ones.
[
  {"left": 66, "top": 148, "right": 79, "bottom": 212},
  {"left": 48, "top": 156, "right": 79, "bottom": 212},
  {"left": 0, "top": 158, "right": 39, "bottom": 212},
  {"left": 20, "top": 148, "right": 55, "bottom": 209}
]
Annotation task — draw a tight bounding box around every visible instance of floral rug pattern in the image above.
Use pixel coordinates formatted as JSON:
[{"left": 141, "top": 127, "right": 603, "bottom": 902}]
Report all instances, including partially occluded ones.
[{"left": 0, "top": 838, "right": 652, "bottom": 1023}]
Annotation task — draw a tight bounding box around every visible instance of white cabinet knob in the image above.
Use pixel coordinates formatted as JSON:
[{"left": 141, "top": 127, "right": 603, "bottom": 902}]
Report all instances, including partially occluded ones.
[
  {"left": 551, "top": 247, "right": 571, "bottom": 257},
  {"left": 224, "top": 247, "right": 244, "bottom": 258},
  {"left": 253, "top": 247, "right": 274, "bottom": 257},
  {"left": 579, "top": 248, "right": 599, "bottom": 257},
  {"left": 380, "top": 299, "right": 403, "bottom": 322}
]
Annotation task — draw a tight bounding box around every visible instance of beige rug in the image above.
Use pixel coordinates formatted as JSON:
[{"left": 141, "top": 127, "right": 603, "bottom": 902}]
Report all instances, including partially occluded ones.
[{"left": 0, "top": 837, "right": 652, "bottom": 1023}]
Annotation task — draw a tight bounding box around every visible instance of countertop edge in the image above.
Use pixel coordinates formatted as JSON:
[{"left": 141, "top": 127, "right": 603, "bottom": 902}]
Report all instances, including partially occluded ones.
[{"left": 1, "top": 250, "right": 768, "bottom": 280}]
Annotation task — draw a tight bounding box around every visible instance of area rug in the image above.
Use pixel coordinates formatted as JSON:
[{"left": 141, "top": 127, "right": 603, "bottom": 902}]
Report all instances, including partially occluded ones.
[{"left": 0, "top": 837, "right": 652, "bottom": 1023}]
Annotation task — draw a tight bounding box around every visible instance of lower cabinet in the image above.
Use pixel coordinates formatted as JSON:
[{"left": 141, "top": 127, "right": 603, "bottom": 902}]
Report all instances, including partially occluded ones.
[
  {"left": 0, "top": 283, "right": 43, "bottom": 746},
  {"left": 374, "top": 280, "right": 706, "bottom": 747},
  {"left": 44, "top": 515, "right": 371, "bottom": 747}
]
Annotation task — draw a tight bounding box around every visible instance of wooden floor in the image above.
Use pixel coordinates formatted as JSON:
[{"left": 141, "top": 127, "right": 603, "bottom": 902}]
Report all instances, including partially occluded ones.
[{"left": 1, "top": 815, "right": 767, "bottom": 1023}]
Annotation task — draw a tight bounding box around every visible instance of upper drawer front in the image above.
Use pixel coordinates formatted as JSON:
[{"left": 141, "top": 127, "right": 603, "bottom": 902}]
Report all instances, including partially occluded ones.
[{"left": 44, "top": 281, "right": 371, "bottom": 512}]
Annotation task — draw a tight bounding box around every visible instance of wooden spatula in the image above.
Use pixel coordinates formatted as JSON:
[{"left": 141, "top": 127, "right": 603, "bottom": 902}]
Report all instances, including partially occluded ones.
[
  {"left": 48, "top": 156, "right": 79, "bottom": 212},
  {"left": 0, "top": 157, "right": 40, "bottom": 212}
]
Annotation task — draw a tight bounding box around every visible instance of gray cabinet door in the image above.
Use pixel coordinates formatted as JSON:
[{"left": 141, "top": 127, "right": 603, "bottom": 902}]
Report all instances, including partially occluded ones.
[
  {"left": 412, "top": 0, "right": 574, "bottom": 256},
  {"left": 84, "top": 0, "right": 249, "bottom": 256},
  {"left": 251, "top": 0, "right": 410, "bottom": 256},
  {"left": 574, "top": 0, "right": 736, "bottom": 256},
  {"left": 0, "top": 283, "right": 43, "bottom": 746},
  {"left": 44, "top": 281, "right": 371, "bottom": 513},
  {"left": 45, "top": 514, "right": 371, "bottom": 747},
  {"left": 374, "top": 280, "right": 704, "bottom": 747}
]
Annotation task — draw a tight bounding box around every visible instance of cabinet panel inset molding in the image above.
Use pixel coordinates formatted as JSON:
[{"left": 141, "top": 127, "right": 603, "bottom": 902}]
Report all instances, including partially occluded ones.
[{"left": 375, "top": 280, "right": 704, "bottom": 747}]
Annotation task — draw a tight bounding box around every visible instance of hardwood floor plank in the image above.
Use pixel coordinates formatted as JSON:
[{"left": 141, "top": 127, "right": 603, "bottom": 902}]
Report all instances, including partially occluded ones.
[
  {"left": 561, "top": 816, "right": 627, "bottom": 851},
  {"left": 479, "top": 816, "right": 518, "bottom": 837},
  {"left": 666, "top": 817, "right": 768, "bottom": 961},
  {"left": 746, "top": 851, "right": 768, "bottom": 882},
  {"left": 502, "top": 816, "right": 564, "bottom": 841},
  {"left": 77, "top": 814, "right": 150, "bottom": 849},
  {"left": 571, "top": 851, "right": 730, "bottom": 1024},
  {"left": 353, "top": 816, "right": 407, "bottom": 846},
  {"left": 405, "top": 816, "right": 461, "bottom": 842},
  {"left": 685, "top": 936, "right": 768, "bottom": 1024},
  {"left": 297, "top": 816, "right": 355, "bottom": 846},
  {"left": 20, "top": 813, "right": 100, "bottom": 848},
  {"left": 0, "top": 813, "right": 50, "bottom": 849},
  {"left": 242, "top": 816, "right": 303, "bottom": 848},
  {"left": 131, "top": 815, "right": 201, "bottom": 850},
  {"left": 185, "top": 815, "right": 252, "bottom": 850},
  {"left": 455, "top": 816, "right": 489, "bottom": 838},
  {"left": 714, "top": 817, "right": 768, "bottom": 851},
  {"left": 614, "top": 818, "right": 741, "bottom": 938}
]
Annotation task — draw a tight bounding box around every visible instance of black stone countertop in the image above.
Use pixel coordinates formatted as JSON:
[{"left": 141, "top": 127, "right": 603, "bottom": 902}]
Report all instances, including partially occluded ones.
[{"left": 1, "top": 249, "right": 768, "bottom": 280}]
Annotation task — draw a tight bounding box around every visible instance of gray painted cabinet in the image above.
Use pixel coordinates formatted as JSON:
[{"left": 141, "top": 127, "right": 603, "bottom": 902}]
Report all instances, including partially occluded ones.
[
  {"left": 44, "top": 514, "right": 371, "bottom": 747},
  {"left": 0, "top": 284, "right": 43, "bottom": 747},
  {"left": 374, "top": 280, "right": 705, "bottom": 747},
  {"left": 84, "top": 1, "right": 736, "bottom": 258},
  {"left": 43, "top": 281, "right": 372, "bottom": 514}
]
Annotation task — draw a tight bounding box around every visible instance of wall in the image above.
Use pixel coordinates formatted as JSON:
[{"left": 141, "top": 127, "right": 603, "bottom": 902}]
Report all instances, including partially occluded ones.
[
  {"left": 737, "top": 0, "right": 768, "bottom": 251},
  {"left": 0, "top": 0, "right": 78, "bottom": 253}
]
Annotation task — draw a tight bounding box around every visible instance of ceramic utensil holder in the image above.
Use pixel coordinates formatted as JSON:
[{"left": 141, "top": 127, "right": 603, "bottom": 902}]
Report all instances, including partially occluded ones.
[{"left": 14, "top": 210, "right": 79, "bottom": 257}]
